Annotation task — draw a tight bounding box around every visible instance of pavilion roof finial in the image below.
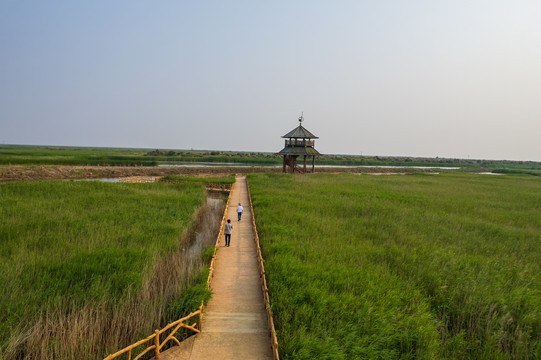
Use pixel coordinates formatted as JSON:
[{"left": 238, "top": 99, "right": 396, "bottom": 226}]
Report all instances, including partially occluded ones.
[{"left": 281, "top": 113, "right": 318, "bottom": 139}]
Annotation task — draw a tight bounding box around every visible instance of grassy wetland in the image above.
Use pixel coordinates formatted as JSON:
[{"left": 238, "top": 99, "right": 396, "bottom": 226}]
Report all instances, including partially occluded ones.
[
  {"left": 4, "top": 144, "right": 541, "bottom": 169},
  {"left": 248, "top": 172, "right": 541, "bottom": 359},
  {"left": 0, "top": 180, "right": 224, "bottom": 359}
]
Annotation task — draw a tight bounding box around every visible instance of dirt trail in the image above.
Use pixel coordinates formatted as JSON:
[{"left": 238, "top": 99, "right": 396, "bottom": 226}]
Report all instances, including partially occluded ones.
[
  {"left": 0, "top": 165, "right": 277, "bottom": 183},
  {"left": 0, "top": 165, "right": 431, "bottom": 183}
]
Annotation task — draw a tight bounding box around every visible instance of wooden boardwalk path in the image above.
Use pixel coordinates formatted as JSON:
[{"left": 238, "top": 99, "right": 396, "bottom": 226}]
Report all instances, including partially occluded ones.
[{"left": 159, "top": 176, "right": 273, "bottom": 360}]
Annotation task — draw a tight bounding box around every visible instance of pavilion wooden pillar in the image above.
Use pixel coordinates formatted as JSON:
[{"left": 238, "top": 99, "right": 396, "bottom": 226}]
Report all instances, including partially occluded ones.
[
  {"left": 303, "top": 155, "right": 307, "bottom": 173},
  {"left": 312, "top": 156, "right": 315, "bottom": 173}
]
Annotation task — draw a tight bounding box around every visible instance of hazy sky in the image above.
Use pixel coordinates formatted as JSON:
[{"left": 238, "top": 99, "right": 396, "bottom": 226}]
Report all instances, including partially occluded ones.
[{"left": 1, "top": 1, "right": 540, "bottom": 160}]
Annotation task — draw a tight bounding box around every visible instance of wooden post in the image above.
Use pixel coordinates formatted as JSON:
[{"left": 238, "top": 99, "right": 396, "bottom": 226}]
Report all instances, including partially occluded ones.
[
  {"left": 312, "top": 156, "right": 315, "bottom": 173},
  {"left": 282, "top": 156, "right": 286, "bottom": 173},
  {"left": 154, "top": 330, "right": 161, "bottom": 359},
  {"left": 303, "top": 155, "right": 307, "bottom": 173}
]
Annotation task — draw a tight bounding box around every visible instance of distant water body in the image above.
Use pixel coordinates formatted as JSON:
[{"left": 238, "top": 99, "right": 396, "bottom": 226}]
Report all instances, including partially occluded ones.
[{"left": 158, "top": 162, "right": 461, "bottom": 170}]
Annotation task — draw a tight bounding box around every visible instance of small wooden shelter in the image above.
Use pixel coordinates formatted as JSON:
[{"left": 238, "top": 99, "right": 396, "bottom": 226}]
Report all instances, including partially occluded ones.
[{"left": 278, "top": 114, "right": 320, "bottom": 173}]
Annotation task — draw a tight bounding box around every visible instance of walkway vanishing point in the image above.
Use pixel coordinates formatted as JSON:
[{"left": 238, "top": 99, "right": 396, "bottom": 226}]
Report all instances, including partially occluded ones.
[{"left": 158, "top": 176, "right": 274, "bottom": 360}]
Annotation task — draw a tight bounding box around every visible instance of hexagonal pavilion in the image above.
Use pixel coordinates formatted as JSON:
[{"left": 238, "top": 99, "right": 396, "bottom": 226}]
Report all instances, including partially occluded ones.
[{"left": 277, "top": 114, "right": 320, "bottom": 173}]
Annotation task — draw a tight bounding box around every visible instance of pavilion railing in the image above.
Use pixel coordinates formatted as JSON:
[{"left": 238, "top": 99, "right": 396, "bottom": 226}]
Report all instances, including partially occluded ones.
[
  {"left": 284, "top": 139, "right": 314, "bottom": 147},
  {"left": 103, "top": 191, "right": 231, "bottom": 360}
]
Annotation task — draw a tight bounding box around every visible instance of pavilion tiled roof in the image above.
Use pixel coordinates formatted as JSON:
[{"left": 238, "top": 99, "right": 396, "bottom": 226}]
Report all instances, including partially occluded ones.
[{"left": 281, "top": 125, "right": 319, "bottom": 139}]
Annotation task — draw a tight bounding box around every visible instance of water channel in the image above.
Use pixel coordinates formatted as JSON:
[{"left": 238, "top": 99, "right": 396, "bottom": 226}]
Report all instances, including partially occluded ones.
[
  {"left": 158, "top": 162, "right": 462, "bottom": 170},
  {"left": 186, "top": 193, "right": 225, "bottom": 259}
]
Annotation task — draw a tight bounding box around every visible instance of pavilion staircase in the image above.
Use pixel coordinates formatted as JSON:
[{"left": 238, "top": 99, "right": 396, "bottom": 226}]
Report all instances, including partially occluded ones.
[{"left": 293, "top": 165, "right": 305, "bottom": 174}]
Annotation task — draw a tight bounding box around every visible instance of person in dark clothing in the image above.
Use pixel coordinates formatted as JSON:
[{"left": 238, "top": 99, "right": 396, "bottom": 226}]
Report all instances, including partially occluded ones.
[{"left": 224, "top": 219, "right": 232, "bottom": 246}]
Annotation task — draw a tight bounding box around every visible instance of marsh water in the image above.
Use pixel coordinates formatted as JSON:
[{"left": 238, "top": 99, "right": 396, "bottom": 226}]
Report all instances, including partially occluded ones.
[
  {"left": 158, "top": 162, "right": 462, "bottom": 170},
  {"left": 187, "top": 193, "right": 225, "bottom": 258}
]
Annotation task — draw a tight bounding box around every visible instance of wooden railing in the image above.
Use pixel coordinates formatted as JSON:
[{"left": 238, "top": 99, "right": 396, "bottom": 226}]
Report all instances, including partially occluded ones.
[
  {"left": 246, "top": 178, "right": 280, "bottom": 360},
  {"left": 103, "top": 191, "right": 231, "bottom": 360},
  {"left": 104, "top": 308, "right": 202, "bottom": 360},
  {"left": 284, "top": 139, "right": 314, "bottom": 147},
  {"left": 205, "top": 190, "right": 230, "bottom": 288}
]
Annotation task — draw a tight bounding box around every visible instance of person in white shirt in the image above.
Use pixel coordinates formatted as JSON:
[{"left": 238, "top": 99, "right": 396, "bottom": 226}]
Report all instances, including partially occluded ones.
[
  {"left": 237, "top": 203, "right": 243, "bottom": 221},
  {"left": 224, "top": 219, "right": 232, "bottom": 247}
]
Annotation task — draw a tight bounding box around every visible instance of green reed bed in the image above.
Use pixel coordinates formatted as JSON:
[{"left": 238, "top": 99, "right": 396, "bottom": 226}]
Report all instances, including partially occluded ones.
[
  {"left": 248, "top": 172, "right": 541, "bottom": 359},
  {"left": 0, "top": 180, "right": 217, "bottom": 359}
]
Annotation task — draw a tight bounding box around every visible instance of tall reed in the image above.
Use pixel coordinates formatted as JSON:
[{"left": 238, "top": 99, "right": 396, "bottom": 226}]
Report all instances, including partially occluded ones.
[
  {"left": 0, "top": 181, "right": 224, "bottom": 359},
  {"left": 249, "top": 172, "right": 541, "bottom": 359}
]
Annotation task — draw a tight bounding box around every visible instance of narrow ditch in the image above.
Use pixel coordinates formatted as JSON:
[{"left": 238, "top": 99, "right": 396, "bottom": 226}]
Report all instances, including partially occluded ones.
[{"left": 3, "top": 190, "right": 228, "bottom": 360}]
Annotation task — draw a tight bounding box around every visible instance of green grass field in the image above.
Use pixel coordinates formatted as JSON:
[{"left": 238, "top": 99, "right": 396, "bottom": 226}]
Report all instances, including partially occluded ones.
[
  {"left": 248, "top": 172, "right": 541, "bottom": 359},
  {"left": 0, "top": 180, "right": 216, "bottom": 359}
]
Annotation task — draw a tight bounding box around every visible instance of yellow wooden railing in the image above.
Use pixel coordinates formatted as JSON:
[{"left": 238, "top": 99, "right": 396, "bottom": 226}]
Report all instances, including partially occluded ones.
[
  {"left": 103, "top": 308, "right": 202, "bottom": 360},
  {"left": 103, "top": 192, "right": 231, "bottom": 360},
  {"left": 246, "top": 178, "right": 280, "bottom": 360}
]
